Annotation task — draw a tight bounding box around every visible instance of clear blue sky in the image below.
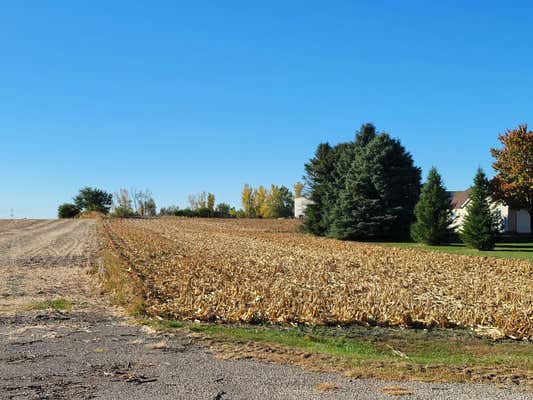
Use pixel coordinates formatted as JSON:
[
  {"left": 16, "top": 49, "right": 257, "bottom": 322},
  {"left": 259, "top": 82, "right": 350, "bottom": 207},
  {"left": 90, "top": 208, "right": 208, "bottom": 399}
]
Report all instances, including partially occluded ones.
[{"left": 1, "top": 1, "right": 532, "bottom": 218}]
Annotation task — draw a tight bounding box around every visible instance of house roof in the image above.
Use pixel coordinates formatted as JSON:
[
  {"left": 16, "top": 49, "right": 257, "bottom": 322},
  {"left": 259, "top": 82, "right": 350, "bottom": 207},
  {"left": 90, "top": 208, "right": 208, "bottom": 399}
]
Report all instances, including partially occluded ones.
[{"left": 449, "top": 189, "right": 472, "bottom": 209}]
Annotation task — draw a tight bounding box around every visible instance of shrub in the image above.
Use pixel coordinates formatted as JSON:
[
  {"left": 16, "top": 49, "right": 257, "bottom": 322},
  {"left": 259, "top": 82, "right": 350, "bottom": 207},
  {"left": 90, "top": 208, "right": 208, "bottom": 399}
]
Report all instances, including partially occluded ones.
[
  {"left": 215, "top": 203, "right": 232, "bottom": 218},
  {"left": 196, "top": 207, "right": 213, "bottom": 218},
  {"left": 58, "top": 203, "right": 81, "bottom": 219},
  {"left": 112, "top": 188, "right": 135, "bottom": 218},
  {"left": 159, "top": 206, "right": 180, "bottom": 216}
]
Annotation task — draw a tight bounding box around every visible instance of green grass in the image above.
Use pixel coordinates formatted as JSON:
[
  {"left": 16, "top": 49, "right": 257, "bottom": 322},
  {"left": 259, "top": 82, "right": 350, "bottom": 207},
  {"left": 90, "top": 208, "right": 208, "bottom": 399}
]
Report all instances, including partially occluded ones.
[
  {"left": 28, "top": 298, "right": 73, "bottom": 311},
  {"left": 381, "top": 241, "right": 533, "bottom": 261},
  {"left": 149, "top": 319, "right": 533, "bottom": 375},
  {"left": 189, "top": 324, "right": 382, "bottom": 360},
  {"left": 157, "top": 320, "right": 184, "bottom": 329}
]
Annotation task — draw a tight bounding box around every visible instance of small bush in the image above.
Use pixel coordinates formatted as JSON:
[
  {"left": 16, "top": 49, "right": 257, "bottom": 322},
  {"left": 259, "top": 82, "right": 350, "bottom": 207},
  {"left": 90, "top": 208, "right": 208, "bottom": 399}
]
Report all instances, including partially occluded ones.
[
  {"left": 58, "top": 203, "right": 81, "bottom": 219},
  {"left": 196, "top": 207, "right": 213, "bottom": 218},
  {"left": 111, "top": 207, "right": 136, "bottom": 218},
  {"left": 160, "top": 204, "right": 238, "bottom": 218}
]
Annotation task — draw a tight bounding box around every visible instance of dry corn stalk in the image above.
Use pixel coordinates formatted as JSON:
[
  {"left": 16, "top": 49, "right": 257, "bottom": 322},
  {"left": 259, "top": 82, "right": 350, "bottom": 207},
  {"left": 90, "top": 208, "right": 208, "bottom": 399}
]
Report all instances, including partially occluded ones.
[{"left": 101, "top": 218, "right": 533, "bottom": 339}]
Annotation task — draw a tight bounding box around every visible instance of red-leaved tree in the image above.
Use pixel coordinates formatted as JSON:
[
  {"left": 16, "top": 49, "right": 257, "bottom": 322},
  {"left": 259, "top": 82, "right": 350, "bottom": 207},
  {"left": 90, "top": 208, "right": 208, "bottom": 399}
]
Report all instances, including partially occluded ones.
[{"left": 490, "top": 124, "right": 533, "bottom": 230}]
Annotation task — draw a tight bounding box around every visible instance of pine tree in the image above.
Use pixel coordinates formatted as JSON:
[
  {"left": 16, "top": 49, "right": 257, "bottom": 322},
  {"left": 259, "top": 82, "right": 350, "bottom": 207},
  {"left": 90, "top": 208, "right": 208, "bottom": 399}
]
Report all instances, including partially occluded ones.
[
  {"left": 329, "top": 132, "right": 421, "bottom": 240},
  {"left": 411, "top": 167, "right": 454, "bottom": 244},
  {"left": 461, "top": 169, "right": 499, "bottom": 250},
  {"left": 354, "top": 123, "right": 377, "bottom": 147},
  {"left": 304, "top": 123, "right": 421, "bottom": 240},
  {"left": 303, "top": 143, "right": 336, "bottom": 235}
]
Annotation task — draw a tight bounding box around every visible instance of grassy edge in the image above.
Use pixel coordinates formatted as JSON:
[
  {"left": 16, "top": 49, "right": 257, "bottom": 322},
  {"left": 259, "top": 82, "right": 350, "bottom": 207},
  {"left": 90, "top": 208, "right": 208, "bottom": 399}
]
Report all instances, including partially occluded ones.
[
  {"left": 143, "top": 319, "right": 532, "bottom": 385},
  {"left": 98, "top": 247, "right": 146, "bottom": 315}
]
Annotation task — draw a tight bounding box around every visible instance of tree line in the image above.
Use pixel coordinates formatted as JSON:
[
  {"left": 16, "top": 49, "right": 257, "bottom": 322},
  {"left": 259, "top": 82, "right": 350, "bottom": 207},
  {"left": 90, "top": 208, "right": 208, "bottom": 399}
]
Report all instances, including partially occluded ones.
[
  {"left": 241, "top": 184, "right": 294, "bottom": 218},
  {"left": 58, "top": 187, "right": 157, "bottom": 219},
  {"left": 303, "top": 123, "right": 532, "bottom": 251},
  {"left": 58, "top": 184, "right": 298, "bottom": 220},
  {"left": 58, "top": 122, "right": 530, "bottom": 252},
  {"left": 160, "top": 192, "right": 236, "bottom": 218}
]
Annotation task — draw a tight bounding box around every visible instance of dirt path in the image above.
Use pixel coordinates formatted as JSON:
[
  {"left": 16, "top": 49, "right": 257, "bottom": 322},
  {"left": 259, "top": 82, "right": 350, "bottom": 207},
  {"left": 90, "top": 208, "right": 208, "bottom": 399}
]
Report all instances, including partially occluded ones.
[{"left": 0, "top": 220, "right": 530, "bottom": 399}]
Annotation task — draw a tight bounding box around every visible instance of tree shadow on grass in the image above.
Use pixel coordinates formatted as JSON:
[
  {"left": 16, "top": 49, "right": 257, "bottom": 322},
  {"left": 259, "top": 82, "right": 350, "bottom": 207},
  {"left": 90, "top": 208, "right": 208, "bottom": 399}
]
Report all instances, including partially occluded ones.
[{"left": 495, "top": 244, "right": 533, "bottom": 251}]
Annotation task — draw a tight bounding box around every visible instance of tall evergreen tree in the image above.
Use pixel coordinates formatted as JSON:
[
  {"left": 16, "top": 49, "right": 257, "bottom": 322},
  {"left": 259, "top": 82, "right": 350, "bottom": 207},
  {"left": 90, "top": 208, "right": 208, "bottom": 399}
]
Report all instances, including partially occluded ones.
[
  {"left": 411, "top": 167, "right": 454, "bottom": 244},
  {"left": 461, "top": 168, "right": 499, "bottom": 250},
  {"left": 354, "top": 123, "right": 377, "bottom": 147},
  {"left": 303, "top": 143, "right": 335, "bottom": 235},
  {"left": 304, "top": 123, "right": 421, "bottom": 240},
  {"left": 329, "top": 132, "right": 421, "bottom": 240}
]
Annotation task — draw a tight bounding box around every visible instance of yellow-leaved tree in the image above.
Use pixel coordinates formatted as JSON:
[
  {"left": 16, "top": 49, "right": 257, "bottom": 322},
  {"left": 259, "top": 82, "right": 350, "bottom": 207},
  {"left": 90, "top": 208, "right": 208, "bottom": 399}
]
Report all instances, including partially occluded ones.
[
  {"left": 207, "top": 193, "right": 215, "bottom": 212},
  {"left": 293, "top": 182, "right": 304, "bottom": 198},
  {"left": 241, "top": 184, "right": 255, "bottom": 217},
  {"left": 255, "top": 185, "right": 268, "bottom": 218}
]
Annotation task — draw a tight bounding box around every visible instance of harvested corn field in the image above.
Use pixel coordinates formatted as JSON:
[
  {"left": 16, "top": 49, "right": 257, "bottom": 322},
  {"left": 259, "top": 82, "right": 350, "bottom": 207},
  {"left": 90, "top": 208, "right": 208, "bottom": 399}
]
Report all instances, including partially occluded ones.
[{"left": 101, "top": 218, "right": 533, "bottom": 339}]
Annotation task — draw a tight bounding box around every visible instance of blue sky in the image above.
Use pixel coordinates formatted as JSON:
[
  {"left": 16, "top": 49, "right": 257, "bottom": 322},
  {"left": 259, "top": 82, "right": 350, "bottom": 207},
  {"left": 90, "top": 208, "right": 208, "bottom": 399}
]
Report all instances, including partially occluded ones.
[{"left": 1, "top": 1, "right": 532, "bottom": 218}]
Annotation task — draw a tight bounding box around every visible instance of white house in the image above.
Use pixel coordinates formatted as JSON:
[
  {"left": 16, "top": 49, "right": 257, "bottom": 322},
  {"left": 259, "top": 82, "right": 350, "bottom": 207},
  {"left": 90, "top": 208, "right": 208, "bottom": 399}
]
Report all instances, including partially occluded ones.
[
  {"left": 294, "top": 197, "right": 314, "bottom": 219},
  {"left": 450, "top": 189, "right": 531, "bottom": 234}
]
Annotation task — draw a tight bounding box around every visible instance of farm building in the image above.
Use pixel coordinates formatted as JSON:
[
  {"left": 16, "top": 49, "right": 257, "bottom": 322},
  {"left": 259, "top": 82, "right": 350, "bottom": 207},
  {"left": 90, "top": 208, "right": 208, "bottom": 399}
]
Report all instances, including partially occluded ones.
[
  {"left": 450, "top": 189, "right": 531, "bottom": 234},
  {"left": 294, "top": 197, "right": 314, "bottom": 219}
]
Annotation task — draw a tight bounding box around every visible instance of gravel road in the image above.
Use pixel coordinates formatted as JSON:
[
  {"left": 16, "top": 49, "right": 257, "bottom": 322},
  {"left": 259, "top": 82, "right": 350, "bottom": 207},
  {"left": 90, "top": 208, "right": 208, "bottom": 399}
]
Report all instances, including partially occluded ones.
[{"left": 0, "top": 219, "right": 530, "bottom": 399}]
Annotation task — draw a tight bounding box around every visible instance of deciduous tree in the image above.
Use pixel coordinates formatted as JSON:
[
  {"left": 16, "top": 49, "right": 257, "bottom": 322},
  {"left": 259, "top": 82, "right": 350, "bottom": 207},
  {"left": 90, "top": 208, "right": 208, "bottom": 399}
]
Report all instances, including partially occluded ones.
[
  {"left": 241, "top": 184, "right": 256, "bottom": 218},
  {"left": 491, "top": 124, "right": 533, "bottom": 230},
  {"left": 255, "top": 185, "right": 268, "bottom": 218},
  {"left": 215, "top": 203, "right": 232, "bottom": 217},
  {"left": 58, "top": 203, "right": 80, "bottom": 219},
  {"left": 143, "top": 197, "right": 157, "bottom": 217},
  {"left": 74, "top": 187, "right": 113, "bottom": 214},
  {"left": 293, "top": 182, "right": 304, "bottom": 198},
  {"left": 207, "top": 193, "right": 215, "bottom": 212},
  {"left": 188, "top": 192, "right": 208, "bottom": 210},
  {"left": 276, "top": 185, "right": 294, "bottom": 218},
  {"left": 113, "top": 188, "right": 134, "bottom": 217}
]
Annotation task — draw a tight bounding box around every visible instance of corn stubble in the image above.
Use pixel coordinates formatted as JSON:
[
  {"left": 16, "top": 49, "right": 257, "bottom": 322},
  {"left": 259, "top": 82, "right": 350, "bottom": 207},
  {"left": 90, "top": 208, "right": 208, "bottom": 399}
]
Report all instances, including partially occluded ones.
[{"left": 102, "top": 218, "right": 532, "bottom": 339}]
